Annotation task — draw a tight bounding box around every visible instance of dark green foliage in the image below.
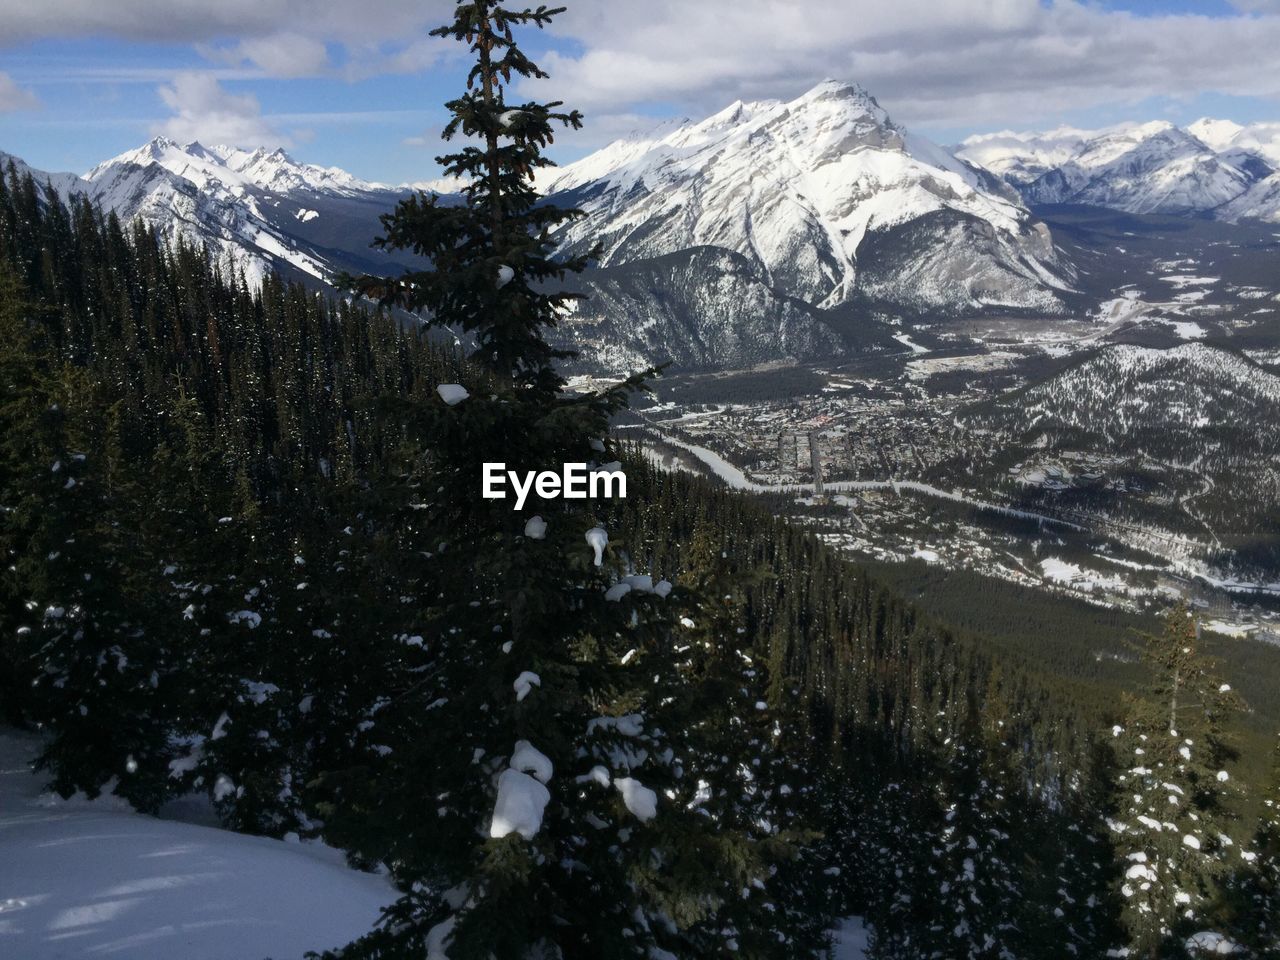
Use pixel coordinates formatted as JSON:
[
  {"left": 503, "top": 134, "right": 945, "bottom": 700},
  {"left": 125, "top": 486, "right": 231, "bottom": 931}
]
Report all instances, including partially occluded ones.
[
  {"left": 0, "top": 160, "right": 456, "bottom": 821},
  {"left": 1110, "top": 606, "right": 1247, "bottom": 958},
  {"left": 1223, "top": 738, "right": 1280, "bottom": 958},
  {"left": 346, "top": 3, "right": 591, "bottom": 389}
]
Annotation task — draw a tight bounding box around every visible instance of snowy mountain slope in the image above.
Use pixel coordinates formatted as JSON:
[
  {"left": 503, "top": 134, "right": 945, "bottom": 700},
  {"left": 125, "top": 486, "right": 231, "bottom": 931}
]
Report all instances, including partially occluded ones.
[
  {"left": 3, "top": 139, "right": 420, "bottom": 291},
  {"left": 86, "top": 138, "right": 391, "bottom": 200},
  {"left": 212, "top": 144, "right": 392, "bottom": 196},
  {"left": 0, "top": 149, "right": 83, "bottom": 197},
  {"left": 0, "top": 728, "right": 395, "bottom": 960},
  {"left": 1200, "top": 120, "right": 1280, "bottom": 223},
  {"left": 545, "top": 80, "right": 1074, "bottom": 316},
  {"left": 550, "top": 246, "right": 849, "bottom": 373},
  {"left": 965, "top": 342, "right": 1280, "bottom": 569},
  {"left": 82, "top": 143, "right": 323, "bottom": 286},
  {"left": 952, "top": 127, "right": 1091, "bottom": 187},
  {"left": 1026, "top": 124, "right": 1250, "bottom": 214},
  {"left": 1219, "top": 170, "right": 1280, "bottom": 223},
  {"left": 1188, "top": 117, "right": 1280, "bottom": 167},
  {"left": 959, "top": 120, "right": 1279, "bottom": 220},
  {"left": 1005, "top": 342, "right": 1280, "bottom": 439},
  {"left": 987, "top": 343, "right": 1280, "bottom": 505},
  {"left": 80, "top": 138, "right": 413, "bottom": 287}
]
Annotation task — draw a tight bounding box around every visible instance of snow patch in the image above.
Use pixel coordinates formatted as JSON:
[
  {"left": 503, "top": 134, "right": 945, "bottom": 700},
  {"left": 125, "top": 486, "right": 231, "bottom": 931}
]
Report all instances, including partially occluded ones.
[
  {"left": 614, "top": 777, "right": 658, "bottom": 822},
  {"left": 437, "top": 384, "right": 470, "bottom": 406},
  {"left": 489, "top": 768, "right": 550, "bottom": 840}
]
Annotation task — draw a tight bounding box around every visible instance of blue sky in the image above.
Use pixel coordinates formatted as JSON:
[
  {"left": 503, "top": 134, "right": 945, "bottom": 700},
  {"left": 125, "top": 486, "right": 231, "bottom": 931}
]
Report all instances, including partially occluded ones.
[{"left": 2, "top": 0, "right": 1280, "bottom": 183}]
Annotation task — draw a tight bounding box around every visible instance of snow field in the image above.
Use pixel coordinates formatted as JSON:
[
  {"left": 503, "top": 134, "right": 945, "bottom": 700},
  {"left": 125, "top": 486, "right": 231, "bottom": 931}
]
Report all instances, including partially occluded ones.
[{"left": 0, "top": 728, "right": 396, "bottom": 960}]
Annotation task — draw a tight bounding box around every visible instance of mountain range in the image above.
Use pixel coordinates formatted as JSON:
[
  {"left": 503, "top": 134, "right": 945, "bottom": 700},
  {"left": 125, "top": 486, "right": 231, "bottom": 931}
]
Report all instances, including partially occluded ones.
[
  {"left": 5, "top": 80, "right": 1280, "bottom": 373},
  {"left": 0, "top": 137, "right": 425, "bottom": 291},
  {"left": 957, "top": 118, "right": 1280, "bottom": 220}
]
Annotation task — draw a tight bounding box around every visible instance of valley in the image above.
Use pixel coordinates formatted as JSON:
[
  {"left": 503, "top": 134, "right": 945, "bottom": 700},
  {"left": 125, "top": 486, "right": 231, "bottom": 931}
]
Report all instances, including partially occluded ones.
[{"left": 610, "top": 210, "right": 1280, "bottom": 647}]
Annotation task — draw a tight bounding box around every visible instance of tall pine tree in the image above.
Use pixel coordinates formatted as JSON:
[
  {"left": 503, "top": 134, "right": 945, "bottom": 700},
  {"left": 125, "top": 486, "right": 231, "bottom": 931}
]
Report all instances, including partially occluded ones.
[
  {"left": 1110, "top": 605, "right": 1244, "bottom": 959},
  {"left": 323, "top": 4, "right": 811, "bottom": 957}
]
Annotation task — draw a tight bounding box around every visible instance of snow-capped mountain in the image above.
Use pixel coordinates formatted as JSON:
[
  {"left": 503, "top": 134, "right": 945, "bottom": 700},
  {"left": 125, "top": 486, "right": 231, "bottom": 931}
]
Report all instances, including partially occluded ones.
[
  {"left": 0, "top": 149, "right": 83, "bottom": 197},
  {"left": 958, "top": 120, "right": 1279, "bottom": 220},
  {"left": 951, "top": 127, "right": 1094, "bottom": 189},
  {"left": 1193, "top": 120, "right": 1280, "bottom": 222},
  {"left": 545, "top": 80, "right": 1075, "bottom": 317},
  {"left": 84, "top": 137, "right": 420, "bottom": 286},
  {"left": 1187, "top": 118, "right": 1280, "bottom": 167},
  {"left": 5, "top": 137, "right": 418, "bottom": 291},
  {"left": 85, "top": 138, "right": 388, "bottom": 199}
]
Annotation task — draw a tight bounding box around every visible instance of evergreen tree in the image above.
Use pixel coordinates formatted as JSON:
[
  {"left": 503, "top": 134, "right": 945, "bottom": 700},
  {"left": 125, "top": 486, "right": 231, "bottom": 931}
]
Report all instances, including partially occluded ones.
[
  {"left": 1226, "top": 736, "right": 1279, "bottom": 958},
  {"left": 666, "top": 526, "right": 827, "bottom": 956},
  {"left": 321, "top": 4, "right": 807, "bottom": 957},
  {"left": 1110, "top": 605, "right": 1245, "bottom": 959},
  {"left": 0, "top": 262, "right": 51, "bottom": 725},
  {"left": 881, "top": 707, "right": 1024, "bottom": 960},
  {"left": 1254, "top": 738, "right": 1280, "bottom": 958},
  {"left": 1025, "top": 739, "right": 1122, "bottom": 960},
  {"left": 347, "top": 1, "right": 592, "bottom": 392}
]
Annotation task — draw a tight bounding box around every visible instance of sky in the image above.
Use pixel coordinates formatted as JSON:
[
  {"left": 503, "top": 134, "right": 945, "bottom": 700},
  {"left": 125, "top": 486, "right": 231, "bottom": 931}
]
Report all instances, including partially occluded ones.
[{"left": 2, "top": 0, "right": 1280, "bottom": 184}]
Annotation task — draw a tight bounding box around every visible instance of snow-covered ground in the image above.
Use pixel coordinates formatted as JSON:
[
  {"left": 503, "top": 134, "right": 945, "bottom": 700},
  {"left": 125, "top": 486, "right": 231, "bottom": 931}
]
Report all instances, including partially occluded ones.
[
  {"left": 0, "top": 728, "right": 395, "bottom": 959},
  {"left": 892, "top": 332, "right": 930, "bottom": 355},
  {"left": 1203, "top": 619, "right": 1256, "bottom": 639},
  {"left": 1039, "top": 557, "right": 1129, "bottom": 594},
  {"left": 831, "top": 916, "right": 870, "bottom": 958}
]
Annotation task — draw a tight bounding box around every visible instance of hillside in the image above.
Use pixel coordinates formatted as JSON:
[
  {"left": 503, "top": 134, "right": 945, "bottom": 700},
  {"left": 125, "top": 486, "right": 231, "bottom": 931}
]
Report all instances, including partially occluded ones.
[
  {"left": 0, "top": 159, "right": 1133, "bottom": 960},
  {"left": 959, "top": 342, "right": 1280, "bottom": 572}
]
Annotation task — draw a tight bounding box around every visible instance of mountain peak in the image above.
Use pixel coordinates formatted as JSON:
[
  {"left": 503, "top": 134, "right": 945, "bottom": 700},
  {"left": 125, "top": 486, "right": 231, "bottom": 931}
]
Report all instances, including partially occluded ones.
[
  {"left": 1187, "top": 117, "right": 1245, "bottom": 151},
  {"left": 780, "top": 79, "right": 899, "bottom": 149},
  {"left": 137, "top": 136, "right": 184, "bottom": 160},
  {"left": 792, "top": 79, "right": 886, "bottom": 118},
  {"left": 543, "top": 78, "right": 1066, "bottom": 314},
  {"left": 959, "top": 117, "right": 1275, "bottom": 217},
  {"left": 799, "top": 78, "right": 873, "bottom": 101}
]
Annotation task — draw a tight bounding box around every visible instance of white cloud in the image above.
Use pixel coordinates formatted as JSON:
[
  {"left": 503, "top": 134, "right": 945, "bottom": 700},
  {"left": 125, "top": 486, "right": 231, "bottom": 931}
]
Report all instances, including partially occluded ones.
[
  {"left": 0, "top": 1, "right": 433, "bottom": 45},
  {"left": 202, "top": 33, "right": 331, "bottom": 78},
  {"left": 525, "top": 0, "right": 1280, "bottom": 133},
  {"left": 154, "top": 72, "right": 289, "bottom": 147},
  {"left": 0, "top": 71, "right": 39, "bottom": 112},
  {"left": 344, "top": 37, "right": 454, "bottom": 80},
  {"left": 4, "top": 0, "right": 1280, "bottom": 135},
  {"left": 0, "top": 1, "right": 446, "bottom": 78}
]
